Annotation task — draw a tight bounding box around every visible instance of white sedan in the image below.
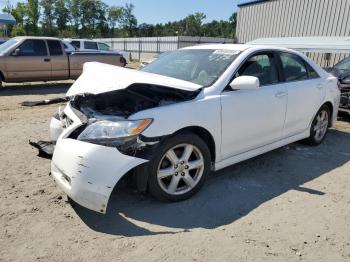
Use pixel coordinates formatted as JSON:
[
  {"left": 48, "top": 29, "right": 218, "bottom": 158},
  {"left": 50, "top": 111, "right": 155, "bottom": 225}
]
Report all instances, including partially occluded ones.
[{"left": 50, "top": 44, "right": 340, "bottom": 213}]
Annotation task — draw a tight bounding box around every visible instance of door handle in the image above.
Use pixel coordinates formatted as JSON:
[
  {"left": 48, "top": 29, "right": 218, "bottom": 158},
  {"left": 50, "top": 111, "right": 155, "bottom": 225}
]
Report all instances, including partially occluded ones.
[
  {"left": 44, "top": 58, "right": 51, "bottom": 62},
  {"left": 275, "top": 91, "right": 287, "bottom": 98}
]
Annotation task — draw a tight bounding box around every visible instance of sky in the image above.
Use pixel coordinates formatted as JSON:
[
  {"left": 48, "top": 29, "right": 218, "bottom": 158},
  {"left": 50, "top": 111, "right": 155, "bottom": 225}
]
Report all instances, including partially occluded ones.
[{"left": 1, "top": 0, "right": 249, "bottom": 24}]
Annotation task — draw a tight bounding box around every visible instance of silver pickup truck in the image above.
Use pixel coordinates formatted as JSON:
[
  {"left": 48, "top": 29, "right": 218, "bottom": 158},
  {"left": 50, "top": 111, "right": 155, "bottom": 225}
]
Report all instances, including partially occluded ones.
[{"left": 0, "top": 36, "right": 124, "bottom": 86}]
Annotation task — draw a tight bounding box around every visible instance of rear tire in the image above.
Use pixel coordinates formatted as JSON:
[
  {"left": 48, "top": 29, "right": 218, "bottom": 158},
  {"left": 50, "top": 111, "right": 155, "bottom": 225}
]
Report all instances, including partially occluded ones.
[
  {"left": 148, "top": 132, "right": 211, "bottom": 202},
  {"left": 303, "top": 105, "right": 330, "bottom": 146},
  {"left": 121, "top": 58, "right": 127, "bottom": 67}
]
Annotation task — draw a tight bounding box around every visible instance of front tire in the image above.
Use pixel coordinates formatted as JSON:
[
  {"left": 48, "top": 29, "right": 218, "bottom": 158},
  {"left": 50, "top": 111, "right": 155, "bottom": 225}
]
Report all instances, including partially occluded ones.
[
  {"left": 304, "top": 105, "right": 330, "bottom": 146},
  {"left": 148, "top": 132, "right": 211, "bottom": 202}
]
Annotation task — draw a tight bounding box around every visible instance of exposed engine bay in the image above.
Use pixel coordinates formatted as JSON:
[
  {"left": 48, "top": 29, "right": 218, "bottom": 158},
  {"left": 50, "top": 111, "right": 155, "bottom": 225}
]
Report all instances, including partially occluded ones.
[
  {"left": 70, "top": 83, "right": 201, "bottom": 119},
  {"left": 30, "top": 84, "right": 200, "bottom": 158}
]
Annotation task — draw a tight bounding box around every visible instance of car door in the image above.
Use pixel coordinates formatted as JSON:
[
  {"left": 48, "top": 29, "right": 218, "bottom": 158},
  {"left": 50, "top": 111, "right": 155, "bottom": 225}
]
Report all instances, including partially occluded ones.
[
  {"left": 220, "top": 52, "right": 287, "bottom": 159},
  {"left": 5, "top": 39, "right": 51, "bottom": 81},
  {"left": 277, "top": 52, "right": 326, "bottom": 138},
  {"left": 47, "top": 40, "right": 69, "bottom": 80}
]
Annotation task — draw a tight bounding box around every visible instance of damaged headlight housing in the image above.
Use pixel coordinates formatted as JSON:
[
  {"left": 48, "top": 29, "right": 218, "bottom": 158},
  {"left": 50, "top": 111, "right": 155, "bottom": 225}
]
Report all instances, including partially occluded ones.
[{"left": 77, "top": 119, "right": 153, "bottom": 146}]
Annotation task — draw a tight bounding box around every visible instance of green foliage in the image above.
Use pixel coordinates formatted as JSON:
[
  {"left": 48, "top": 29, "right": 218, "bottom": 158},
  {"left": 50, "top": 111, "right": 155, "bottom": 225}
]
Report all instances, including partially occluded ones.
[
  {"left": 2, "top": 1, "right": 237, "bottom": 39},
  {"left": 119, "top": 3, "right": 137, "bottom": 37},
  {"left": 27, "top": 0, "right": 39, "bottom": 34},
  {"left": 11, "top": 25, "right": 26, "bottom": 36},
  {"left": 54, "top": 0, "right": 70, "bottom": 31},
  {"left": 40, "top": 0, "right": 56, "bottom": 35}
]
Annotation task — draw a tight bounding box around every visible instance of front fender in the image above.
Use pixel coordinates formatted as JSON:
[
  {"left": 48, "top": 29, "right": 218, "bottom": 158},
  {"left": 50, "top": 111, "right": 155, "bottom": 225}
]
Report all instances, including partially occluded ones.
[{"left": 129, "top": 95, "right": 222, "bottom": 162}]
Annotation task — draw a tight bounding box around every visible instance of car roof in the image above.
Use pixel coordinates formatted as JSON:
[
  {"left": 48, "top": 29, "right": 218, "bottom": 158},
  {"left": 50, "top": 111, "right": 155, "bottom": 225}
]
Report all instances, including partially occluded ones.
[
  {"left": 64, "top": 38, "right": 100, "bottom": 42},
  {"left": 182, "top": 44, "right": 302, "bottom": 53},
  {"left": 183, "top": 44, "right": 252, "bottom": 51},
  {"left": 15, "top": 36, "right": 61, "bottom": 41}
]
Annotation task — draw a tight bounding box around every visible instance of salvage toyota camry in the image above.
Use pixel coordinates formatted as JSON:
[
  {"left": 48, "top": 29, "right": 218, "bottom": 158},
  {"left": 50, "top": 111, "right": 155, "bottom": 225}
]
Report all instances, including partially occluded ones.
[{"left": 50, "top": 44, "right": 340, "bottom": 213}]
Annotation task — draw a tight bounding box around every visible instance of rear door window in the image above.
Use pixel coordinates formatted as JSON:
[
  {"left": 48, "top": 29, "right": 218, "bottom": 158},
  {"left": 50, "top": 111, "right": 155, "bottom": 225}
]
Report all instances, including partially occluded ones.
[
  {"left": 18, "top": 40, "right": 47, "bottom": 56},
  {"left": 98, "top": 42, "right": 110, "bottom": 51},
  {"left": 235, "top": 53, "right": 279, "bottom": 86},
  {"left": 47, "top": 40, "right": 63, "bottom": 56},
  {"left": 305, "top": 63, "right": 319, "bottom": 79},
  {"left": 84, "top": 41, "right": 98, "bottom": 50},
  {"left": 71, "top": 41, "right": 80, "bottom": 49},
  {"left": 280, "top": 53, "right": 309, "bottom": 82}
]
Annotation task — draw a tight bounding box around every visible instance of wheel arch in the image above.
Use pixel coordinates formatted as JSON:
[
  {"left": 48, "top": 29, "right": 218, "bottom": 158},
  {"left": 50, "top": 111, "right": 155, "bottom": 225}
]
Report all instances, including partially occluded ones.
[
  {"left": 322, "top": 101, "right": 334, "bottom": 127},
  {"left": 173, "top": 126, "right": 216, "bottom": 163},
  {"left": 133, "top": 125, "right": 217, "bottom": 193}
]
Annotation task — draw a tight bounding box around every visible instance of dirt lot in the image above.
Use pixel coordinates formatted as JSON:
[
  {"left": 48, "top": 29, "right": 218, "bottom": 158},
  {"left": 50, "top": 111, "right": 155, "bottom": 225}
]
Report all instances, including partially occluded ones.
[{"left": 0, "top": 82, "right": 350, "bottom": 262}]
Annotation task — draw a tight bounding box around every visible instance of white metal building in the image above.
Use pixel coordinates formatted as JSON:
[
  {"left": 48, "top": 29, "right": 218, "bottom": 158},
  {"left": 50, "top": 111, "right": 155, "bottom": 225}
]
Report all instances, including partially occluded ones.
[{"left": 236, "top": 0, "right": 350, "bottom": 66}]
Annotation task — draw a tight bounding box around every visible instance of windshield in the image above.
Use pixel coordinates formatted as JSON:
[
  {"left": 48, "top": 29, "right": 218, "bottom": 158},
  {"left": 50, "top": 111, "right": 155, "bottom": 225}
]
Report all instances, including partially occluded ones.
[
  {"left": 141, "top": 49, "right": 240, "bottom": 86},
  {"left": 0, "top": 38, "right": 19, "bottom": 54}
]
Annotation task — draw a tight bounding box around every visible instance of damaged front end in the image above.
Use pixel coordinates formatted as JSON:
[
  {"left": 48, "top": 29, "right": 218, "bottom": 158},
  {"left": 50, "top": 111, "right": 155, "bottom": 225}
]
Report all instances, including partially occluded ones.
[
  {"left": 50, "top": 82, "right": 200, "bottom": 213},
  {"left": 68, "top": 83, "right": 200, "bottom": 153}
]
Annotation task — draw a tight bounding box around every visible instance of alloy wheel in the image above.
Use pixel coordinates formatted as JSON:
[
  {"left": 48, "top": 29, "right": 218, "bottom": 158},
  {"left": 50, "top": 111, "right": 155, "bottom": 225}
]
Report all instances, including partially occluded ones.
[
  {"left": 157, "top": 144, "right": 204, "bottom": 196},
  {"left": 313, "top": 109, "right": 329, "bottom": 142}
]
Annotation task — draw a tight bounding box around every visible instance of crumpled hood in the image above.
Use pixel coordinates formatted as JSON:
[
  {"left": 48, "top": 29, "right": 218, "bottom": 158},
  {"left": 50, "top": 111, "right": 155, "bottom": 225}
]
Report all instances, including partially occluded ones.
[{"left": 66, "top": 62, "right": 202, "bottom": 97}]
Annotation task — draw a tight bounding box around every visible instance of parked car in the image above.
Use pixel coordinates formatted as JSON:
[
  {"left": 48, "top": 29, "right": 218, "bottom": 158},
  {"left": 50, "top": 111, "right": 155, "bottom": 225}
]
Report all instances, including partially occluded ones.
[
  {"left": 325, "top": 57, "right": 350, "bottom": 113},
  {"left": 63, "top": 38, "right": 130, "bottom": 66},
  {"left": 62, "top": 40, "right": 77, "bottom": 53},
  {"left": 0, "top": 37, "right": 124, "bottom": 85},
  {"left": 139, "top": 52, "right": 168, "bottom": 68},
  {"left": 50, "top": 44, "right": 340, "bottom": 213}
]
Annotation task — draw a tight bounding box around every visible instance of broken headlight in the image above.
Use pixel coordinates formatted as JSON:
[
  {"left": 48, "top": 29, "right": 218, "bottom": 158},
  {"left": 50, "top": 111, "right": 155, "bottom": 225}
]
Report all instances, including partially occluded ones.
[{"left": 77, "top": 119, "right": 153, "bottom": 146}]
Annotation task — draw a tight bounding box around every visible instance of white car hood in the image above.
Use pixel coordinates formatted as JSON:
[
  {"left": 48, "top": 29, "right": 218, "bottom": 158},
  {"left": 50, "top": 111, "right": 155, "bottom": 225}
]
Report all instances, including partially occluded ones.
[{"left": 66, "top": 62, "right": 202, "bottom": 96}]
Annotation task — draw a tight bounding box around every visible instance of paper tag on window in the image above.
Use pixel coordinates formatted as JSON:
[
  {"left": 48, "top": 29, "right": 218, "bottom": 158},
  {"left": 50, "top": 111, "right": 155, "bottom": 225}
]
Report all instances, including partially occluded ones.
[{"left": 213, "top": 50, "right": 240, "bottom": 55}]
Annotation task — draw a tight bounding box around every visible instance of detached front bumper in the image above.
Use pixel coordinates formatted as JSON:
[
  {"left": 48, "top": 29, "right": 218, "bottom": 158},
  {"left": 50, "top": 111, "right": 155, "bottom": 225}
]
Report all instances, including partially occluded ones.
[{"left": 51, "top": 138, "right": 148, "bottom": 213}]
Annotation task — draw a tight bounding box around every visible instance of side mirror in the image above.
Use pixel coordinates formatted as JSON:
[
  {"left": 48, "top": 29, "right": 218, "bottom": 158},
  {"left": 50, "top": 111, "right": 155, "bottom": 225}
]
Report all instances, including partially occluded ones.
[
  {"left": 229, "top": 76, "right": 260, "bottom": 91},
  {"left": 12, "top": 48, "right": 20, "bottom": 56}
]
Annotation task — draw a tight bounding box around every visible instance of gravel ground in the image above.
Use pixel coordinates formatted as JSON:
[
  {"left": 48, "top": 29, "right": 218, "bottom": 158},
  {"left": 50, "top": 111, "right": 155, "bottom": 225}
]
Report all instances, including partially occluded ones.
[{"left": 0, "top": 82, "right": 350, "bottom": 262}]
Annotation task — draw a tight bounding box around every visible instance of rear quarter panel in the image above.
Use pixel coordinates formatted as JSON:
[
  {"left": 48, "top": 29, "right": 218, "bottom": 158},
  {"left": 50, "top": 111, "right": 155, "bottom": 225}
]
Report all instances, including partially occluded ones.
[{"left": 324, "top": 75, "right": 341, "bottom": 125}]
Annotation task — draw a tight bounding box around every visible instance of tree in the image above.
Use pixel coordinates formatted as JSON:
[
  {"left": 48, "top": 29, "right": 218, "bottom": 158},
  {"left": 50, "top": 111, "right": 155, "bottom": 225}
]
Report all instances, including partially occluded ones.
[
  {"left": 108, "top": 6, "right": 123, "bottom": 37},
  {"left": 96, "top": 1, "right": 109, "bottom": 37},
  {"left": 54, "top": 0, "right": 70, "bottom": 31},
  {"left": 3, "top": 2, "right": 237, "bottom": 39},
  {"left": 184, "top": 12, "right": 206, "bottom": 36},
  {"left": 70, "top": 0, "right": 81, "bottom": 33},
  {"left": 9, "top": 3, "right": 27, "bottom": 27},
  {"left": 137, "top": 23, "right": 155, "bottom": 37},
  {"left": 27, "top": 0, "right": 40, "bottom": 34},
  {"left": 40, "top": 0, "right": 56, "bottom": 35},
  {"left": 229, "top": 12, "right": 237, "bottom": 38},
  {"left": 120, "top": 3, "right": 137, "bottom": 37}
]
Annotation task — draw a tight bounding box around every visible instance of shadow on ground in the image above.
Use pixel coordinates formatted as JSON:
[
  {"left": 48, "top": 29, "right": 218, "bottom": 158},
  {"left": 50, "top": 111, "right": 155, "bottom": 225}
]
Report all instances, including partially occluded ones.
[
  {"left": 72, "top": 128, "right": 350, "bottom": 237},
  {"left": 0, "top": 82, "right": 71, "bottom": 96}
]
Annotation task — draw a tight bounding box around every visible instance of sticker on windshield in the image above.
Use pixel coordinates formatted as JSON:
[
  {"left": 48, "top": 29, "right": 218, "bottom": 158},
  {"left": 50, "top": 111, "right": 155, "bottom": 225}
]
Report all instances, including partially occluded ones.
[{"left": 213, "top": 50, "right": 240, "bottom": 55}]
